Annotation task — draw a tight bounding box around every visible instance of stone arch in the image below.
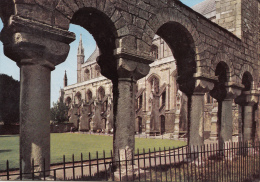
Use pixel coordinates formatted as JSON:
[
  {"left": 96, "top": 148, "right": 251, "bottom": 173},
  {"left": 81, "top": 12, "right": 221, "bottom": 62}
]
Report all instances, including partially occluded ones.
[
  {"left": 239, "top": 64, "right": 255, "bottom": 90},
  {"left": 212, "top": 53, "right": 235, "bottom": 84},
  {"left": 60, "top": 4, "right": 121, "bottom": 81},
  {"left": 146, "top": 11, "right": 199, "bottom": 95},
  {"left": 147, "top": 7, "right": 201, "bottom": 50},
  {"left": 241, "top": 71, "right": 254, "bottom": 92},
  {"left": 97, "top": 86, "right": 105, "bottom": 102}
]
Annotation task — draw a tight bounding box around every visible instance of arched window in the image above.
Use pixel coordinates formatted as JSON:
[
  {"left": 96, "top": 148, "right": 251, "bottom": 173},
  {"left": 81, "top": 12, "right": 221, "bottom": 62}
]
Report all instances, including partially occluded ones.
[
  {"left": 84, "top": 69, "right": 90, "bottom": 81},
  {"left": 86, "top": 90, "right": 92, "bottom": 103},
  {"left": 75, "top": 92, "right": 82, "bottom": 105},
  {"left": 98, "top": 87, "right": 105, "bottom": 101},
  {"left": 151, "top": 45, "right": 159, "bottom": 59},
  {"left": 65, "top": 97, "right": 72, "bottom": 106},
  {"left": 95, "top": 65, "right": 101, "bottom": 77}
]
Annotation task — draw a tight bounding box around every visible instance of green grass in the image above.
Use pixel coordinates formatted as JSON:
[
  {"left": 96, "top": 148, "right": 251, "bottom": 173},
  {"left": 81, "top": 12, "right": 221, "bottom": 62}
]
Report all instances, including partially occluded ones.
[{"left": 0, "top": 133, "right": 186, "bottom": 170}]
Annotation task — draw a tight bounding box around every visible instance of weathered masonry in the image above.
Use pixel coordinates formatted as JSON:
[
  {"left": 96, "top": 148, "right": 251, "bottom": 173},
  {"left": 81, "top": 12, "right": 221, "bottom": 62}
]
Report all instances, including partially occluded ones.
[{"left": 0, "top": 0, "right": 259, "bottom": 177}]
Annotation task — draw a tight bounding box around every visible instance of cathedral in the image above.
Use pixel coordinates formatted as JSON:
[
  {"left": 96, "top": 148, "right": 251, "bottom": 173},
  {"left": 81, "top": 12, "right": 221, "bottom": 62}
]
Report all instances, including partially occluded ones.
[{"left": 60, "top": 0, "right": 239, "bottom": 139}]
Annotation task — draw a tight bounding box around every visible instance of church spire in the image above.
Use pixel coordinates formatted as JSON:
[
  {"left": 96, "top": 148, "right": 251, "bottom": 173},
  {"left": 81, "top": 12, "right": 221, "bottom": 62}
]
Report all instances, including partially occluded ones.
[
  {"left": 64, "top": 70, "right": 68, "bottom": 87},
  {"left": 77, "top": 34, "right": 84, "bottom": 56}
]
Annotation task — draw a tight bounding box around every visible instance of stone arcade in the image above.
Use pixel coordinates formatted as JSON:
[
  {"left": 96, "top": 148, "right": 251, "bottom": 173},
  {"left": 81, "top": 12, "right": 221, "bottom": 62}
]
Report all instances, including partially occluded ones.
[{"left": 0, "top": 0, "right": 260, "bottom": 177}]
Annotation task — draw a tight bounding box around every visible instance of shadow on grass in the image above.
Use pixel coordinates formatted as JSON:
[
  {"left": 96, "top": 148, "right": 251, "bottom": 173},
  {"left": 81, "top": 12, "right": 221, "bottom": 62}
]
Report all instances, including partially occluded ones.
[{"left": 0, "top": 150, "right": 12, "bottom": 153}]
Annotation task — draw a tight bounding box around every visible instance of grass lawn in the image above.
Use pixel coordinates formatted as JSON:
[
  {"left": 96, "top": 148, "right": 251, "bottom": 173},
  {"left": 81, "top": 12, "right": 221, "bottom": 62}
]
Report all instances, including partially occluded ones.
[{"left": 0, "top": 133, "right": 186, "bottom": 170}]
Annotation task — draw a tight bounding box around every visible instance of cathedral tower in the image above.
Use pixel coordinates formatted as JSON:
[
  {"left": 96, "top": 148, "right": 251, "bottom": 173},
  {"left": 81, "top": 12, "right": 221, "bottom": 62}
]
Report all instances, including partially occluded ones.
[{"left": 77, "top": 34, "right": 85, "bottom": 83}]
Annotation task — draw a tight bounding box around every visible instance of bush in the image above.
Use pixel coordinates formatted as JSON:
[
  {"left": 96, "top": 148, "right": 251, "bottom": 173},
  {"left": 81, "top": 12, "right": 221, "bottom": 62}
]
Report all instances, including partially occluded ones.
[
  {"left": 50, "top": 101, "right": 69, "bottom": 123},
  {"left": 0, "top": 74, "right": 20, "bottom": 125}
]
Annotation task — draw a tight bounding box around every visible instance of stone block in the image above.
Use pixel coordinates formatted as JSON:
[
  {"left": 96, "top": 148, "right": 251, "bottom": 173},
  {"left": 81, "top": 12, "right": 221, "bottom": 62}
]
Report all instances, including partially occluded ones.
[
  {"left": 16, "top": 4, "right": 53, "bottom": 25},
  {"left": 111, "top": 9, "right": 122, "bottom": 23},
  {"left": 115, "top": 17, "right": 127, "bottom": 30},
  {"left": 103, "top": 0, "right": 115, "bottom": 17},
  {"left": 56, "top": 0, "right": 74, "bottom": 19},
  {"left": 96, "top": 0, "right": 106, "bottom": 11},
  {"left": 82, "top": 0, "right": 96, "bottom": 8},
  {"left": 117, "top": 26, "right": 130, "bottom": 37},
  {"left": 54, "top": 10, "right": 70, "bottom": 29},
  {"left": 63, "top": 0, "right": 79, "bottom": 12}
]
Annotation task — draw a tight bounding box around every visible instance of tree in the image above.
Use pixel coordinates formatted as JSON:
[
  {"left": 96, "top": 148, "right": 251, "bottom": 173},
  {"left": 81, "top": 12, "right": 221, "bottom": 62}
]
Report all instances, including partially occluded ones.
[
  {"left": 0, "top": 74, "right": 20, "bottom": 125},
  {"left": 50, "top": 101, "right": 69, "bottom": 123}
]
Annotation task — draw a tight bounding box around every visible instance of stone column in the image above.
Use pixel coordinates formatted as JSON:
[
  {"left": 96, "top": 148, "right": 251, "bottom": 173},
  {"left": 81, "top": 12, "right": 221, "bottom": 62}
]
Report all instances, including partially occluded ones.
[
  {"left": 219, "top": 99, "right": 233, "bottom": 145},
  {"left": 243, "top": 104, "right": 254, "bottom": 143},
  {"left": 19, "top": 59, "right": 53, "bottom": 174},
  {"left": 189, "top": 79, "right": 214, "bottom": 148},
  {"left": 190, "top": 92, "right": 205, "bottom": 147},
  {"left": 235, "top": 90, "right": 259, "bottom": 143},
  {"left": 97, "top": 48, "right": 153, "bottom": 164},
  {"left": 113, "top": 78, "right": 136, "bottom": 162},
  {"left": 1, "top": 16, "right": 74, "bottom": 177}
]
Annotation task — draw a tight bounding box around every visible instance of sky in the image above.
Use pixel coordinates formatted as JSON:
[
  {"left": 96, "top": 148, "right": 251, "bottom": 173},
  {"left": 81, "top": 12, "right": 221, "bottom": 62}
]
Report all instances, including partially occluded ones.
[{"left": 0, "top": 0, "right": 205, "bottom": 105}]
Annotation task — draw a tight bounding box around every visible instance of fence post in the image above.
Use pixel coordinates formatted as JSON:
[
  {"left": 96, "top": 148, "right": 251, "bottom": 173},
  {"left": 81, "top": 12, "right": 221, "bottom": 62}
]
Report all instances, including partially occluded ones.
[
  {"left": 89, "top": 152, "right": 92, "bottom": 179},
  {"left": 149, "top": 148, "right": 152, "bottom": 181},
  {"left": 96, "top": 151, "right": 99, "bottom": 179},
  {"left": 72, "top": 154, "right": 75, "bottom": 181},
  {"left": 81, "top": 153, "right": 83, "bottom": 178},
  {"left": 111, "top": 150, "right": 114, "bottom": 181},
  {"left": 6, "top": 160, "right": 9, "bottom": 181},
  {"left": 63, "top": 155, "right": 66, "bottom": 180},
  {"left": 143, "top": 148, "right": 146, "bottom": 181},
  {"left": 103, "top": 150, "right": 107, "bottom": 181}
]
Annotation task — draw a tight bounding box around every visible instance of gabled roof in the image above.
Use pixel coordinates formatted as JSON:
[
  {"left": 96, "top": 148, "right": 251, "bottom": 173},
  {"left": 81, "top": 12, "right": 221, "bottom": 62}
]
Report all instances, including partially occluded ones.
[
  {"left": 192, "top": 0, "right": 216, "bottom": 18},
  {"left": 85, "top": 45, "right": 99, "bottom": 63}
]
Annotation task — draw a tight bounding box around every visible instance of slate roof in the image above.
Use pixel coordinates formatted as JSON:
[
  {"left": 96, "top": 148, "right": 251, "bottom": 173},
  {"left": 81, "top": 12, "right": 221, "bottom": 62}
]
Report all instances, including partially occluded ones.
[
  {"left": 192, "top": 0, "right": 216, "bottom": 18},
  {"left": 85, "top": 45, "right": 99, "bottom": 63}
]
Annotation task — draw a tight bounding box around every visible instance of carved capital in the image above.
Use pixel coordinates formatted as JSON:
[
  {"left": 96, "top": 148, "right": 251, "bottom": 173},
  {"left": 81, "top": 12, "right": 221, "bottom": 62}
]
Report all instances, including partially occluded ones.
[
  {"left": 225, "top": 82, "right": 244, "bottom": 100},
  {"left": 98, "top": 48, "right": 154, "bottom": 81},
  {"left": 193, "top": 78, "right": 214, "bottom": 94},
  {"left": 0, "top": 15, "right": 75, "bottom": 68},
  {"left": 235, "top": 90, "right": 260, "bottom": 106}
]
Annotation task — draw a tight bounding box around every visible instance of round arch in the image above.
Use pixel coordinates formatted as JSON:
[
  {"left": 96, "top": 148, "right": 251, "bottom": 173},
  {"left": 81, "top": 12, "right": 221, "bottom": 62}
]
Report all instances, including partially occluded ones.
[
  {"left": 70, "top": 7, "right": 119, "bottom": 80},
  {"left": 239, "top": 65, "right": 255, "bottom": 90}
]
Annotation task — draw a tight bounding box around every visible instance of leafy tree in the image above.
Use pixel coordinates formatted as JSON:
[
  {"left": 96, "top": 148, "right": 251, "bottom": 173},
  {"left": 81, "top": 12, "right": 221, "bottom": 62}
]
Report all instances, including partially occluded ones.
[
  {"left": 50, "top": 101, "right": 69, "bottom": 123},
  {"left": 0, "top": 74, "right": 20, "bottom": 125}
]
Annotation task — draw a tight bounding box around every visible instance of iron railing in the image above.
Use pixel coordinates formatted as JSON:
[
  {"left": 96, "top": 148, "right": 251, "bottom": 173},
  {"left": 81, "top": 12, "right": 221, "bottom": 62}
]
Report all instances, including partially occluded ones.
[{"left": 1, "top": 142, "right": 260, "bottom": 181}]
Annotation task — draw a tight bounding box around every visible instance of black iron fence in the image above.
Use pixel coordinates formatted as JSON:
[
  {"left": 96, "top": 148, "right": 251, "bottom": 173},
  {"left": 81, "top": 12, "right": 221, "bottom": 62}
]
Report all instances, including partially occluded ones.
[{"left": 1, "top": 142, "right": 260, "bottom": 181}]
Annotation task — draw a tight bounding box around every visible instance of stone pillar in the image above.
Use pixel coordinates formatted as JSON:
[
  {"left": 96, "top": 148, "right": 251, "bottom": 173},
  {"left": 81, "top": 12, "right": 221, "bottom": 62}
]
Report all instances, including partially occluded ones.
[
  {"left": 97, "top": 48, "right": 153, "bottom": 164},
  {"left": 190, "top": 92, "right": 205, "bottom": 147},
  {"left": 189, "top": 78, "right": 214, "bottom": 148},
  {"left": 219, "top": 99, "right": 233, "bottom": 145},
  {"left": 113, "top": 78, "right": 136, "bottom": 162},
  {"left": 0, "top": 16, "right": 74, "bottom": 177},
  {"left": 235, "top": 90, "right": 259, "bottom": 143},
  {"left": 19, "top": 60, "right": 53, "bottom": 174},
  {"left": 243, "top": 105, "right": 254, "bottom": 143}
]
